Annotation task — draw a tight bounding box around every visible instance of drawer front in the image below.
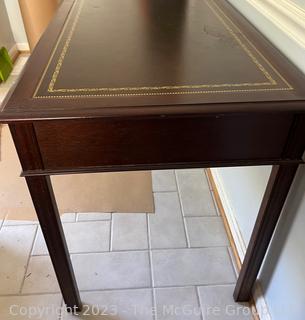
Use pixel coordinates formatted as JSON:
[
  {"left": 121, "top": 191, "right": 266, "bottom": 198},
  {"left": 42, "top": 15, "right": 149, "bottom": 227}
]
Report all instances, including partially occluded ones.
[{"left": 34, "top": 114, "right": 293, "bottom": 171}]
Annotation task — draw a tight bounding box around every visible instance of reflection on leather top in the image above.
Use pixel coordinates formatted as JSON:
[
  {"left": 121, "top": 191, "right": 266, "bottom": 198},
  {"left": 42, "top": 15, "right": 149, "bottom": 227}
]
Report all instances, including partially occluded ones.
[{"left": 34, "top": 0, "right": 292, "bottom": 99}]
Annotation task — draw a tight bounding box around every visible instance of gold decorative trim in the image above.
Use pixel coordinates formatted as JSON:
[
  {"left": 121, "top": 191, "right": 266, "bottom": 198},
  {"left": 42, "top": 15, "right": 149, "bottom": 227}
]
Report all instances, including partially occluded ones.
[
  {"left": 34, "top": 0, "right": 293, "bottom": 99},
  {"left": 49, "top": 0, "right": 276, "bottom": 93},
  {"left": 47, "top": 0, "right": 84, "bottom": 93},
  {"left": 50, "top": 82, "right": 274, "bottom": 93},
  {"left": 212, "top": 0, "right": 293, "bottom": 90},
  {"left": 34, "top": 86, "right": 293, "bottom": 99},
  {"left": 206, "top": 0, "right": 276, "bottom": 86}
]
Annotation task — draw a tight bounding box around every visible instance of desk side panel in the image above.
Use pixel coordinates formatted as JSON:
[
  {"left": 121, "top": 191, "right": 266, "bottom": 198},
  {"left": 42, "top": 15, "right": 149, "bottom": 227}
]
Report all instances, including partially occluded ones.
[{"left": 34, "top": 114, "right": 294, "bottom": 172}]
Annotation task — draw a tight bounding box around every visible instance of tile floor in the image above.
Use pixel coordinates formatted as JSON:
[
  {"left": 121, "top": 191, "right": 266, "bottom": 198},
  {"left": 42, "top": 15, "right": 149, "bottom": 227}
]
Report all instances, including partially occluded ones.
[
  {"left": 0, "top": 169, "right": 253, "bottom": 319},
  {"left": 0, "top": 56, "right": 253, "bottom": 319}
]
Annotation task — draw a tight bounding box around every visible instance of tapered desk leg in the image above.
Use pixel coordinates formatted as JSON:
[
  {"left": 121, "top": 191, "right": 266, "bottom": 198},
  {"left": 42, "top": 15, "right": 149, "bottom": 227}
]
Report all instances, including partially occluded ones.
[
  {"left": 234, "top": 164, "right": 298, "bottom": 302},
  {"left": 25, "top": 175, "right": 82, "bottom": 311}
]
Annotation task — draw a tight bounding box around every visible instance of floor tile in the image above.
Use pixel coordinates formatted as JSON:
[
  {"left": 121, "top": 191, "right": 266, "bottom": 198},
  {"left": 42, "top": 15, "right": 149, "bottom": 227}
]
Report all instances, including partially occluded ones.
[
  {"left": 148, "top": 192, "right": 187, "bottom": 249},
  {"left": 0, "top": 225, "right": 37, "bottom": 294},
  {"left": 198, "top": 285, "right": 253, "bottom": 319},
  {"left": 3, "top": 219, "right": 38, "bottom": 226},
  {"left": 77, "top": 212, "right": 111, "bottom": 221},
  {"left": 185, "top": 217, "right": 229, "bottom": 247},
  {"left": 32, "top": 229, "right": 48, "bottom": 256},
  {"left": 62, "top": 288, "right": 153, "bottom": 320},
  {"left": 152, "top": 170, "right": 177, "bottom": 192},
  {"left": 227, "top": 247, "right": 239, "bottom": 278},
  {"left": 112, "top": 213, "right": 148, "bottom": 250},
  {"left": 176, "top": 169, "right": 217, "bottom": 216},
  {"left": 22, "top": 256, "right": 60, "bottom": 294},
  {"left": 3, "top": 212, "right": 73, "bottom": 226},
  {"left": 32, "top": 221, "right": 110, "bottom": 255},
  {"left": 72, "top": 251, "right": 151, "bottom": 290},
  {"left": 155, "top": 287, "right": 201, "bottom": 320},
  {"left": 0, "top": 164, "right": 242, "bottom": 317},
  {"left": 0, "top": 294, "right": 62, "bottom": 320},
  {"left": 60, "top": 213, "right": 76, "bottom": 222},
  {"left": 152, "top": 248, "right": 236, "bottom": 287}
]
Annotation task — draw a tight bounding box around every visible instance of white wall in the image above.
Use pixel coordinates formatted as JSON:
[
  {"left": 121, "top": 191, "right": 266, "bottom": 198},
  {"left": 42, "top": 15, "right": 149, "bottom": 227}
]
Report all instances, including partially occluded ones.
[
  {"left": 293, "top": 0, "right": 305, "bottom": 7},
  {"left": 214, "top": 166, "right": 271, "bottom": 247},
  {"left": 0, "top": 0, "right": 15, "bottom": 50},
  {"left": 212, "top": 1, "right": 305, "bottom": 319},
  {"left": 4, "top": 0, "right": 29, "bottom": 51},
  {"left": 3, "top": 0, "right": 62, "bottom": 51}
]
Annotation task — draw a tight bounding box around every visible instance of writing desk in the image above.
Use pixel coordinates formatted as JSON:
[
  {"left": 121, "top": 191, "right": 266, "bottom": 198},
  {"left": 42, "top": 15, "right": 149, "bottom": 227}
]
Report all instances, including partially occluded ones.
[{"left": 1, "top": 0, "right": 305, "bottom": 310}]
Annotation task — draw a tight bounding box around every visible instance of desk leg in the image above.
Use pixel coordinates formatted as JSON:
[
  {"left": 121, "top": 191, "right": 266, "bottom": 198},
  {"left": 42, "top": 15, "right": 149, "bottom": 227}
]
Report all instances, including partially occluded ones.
[
  {"left": 233, "top": 164, "right": 298, "bottom": 302},
  {"left": 25, "top": 175, "right": 82, "bottom": 311}
]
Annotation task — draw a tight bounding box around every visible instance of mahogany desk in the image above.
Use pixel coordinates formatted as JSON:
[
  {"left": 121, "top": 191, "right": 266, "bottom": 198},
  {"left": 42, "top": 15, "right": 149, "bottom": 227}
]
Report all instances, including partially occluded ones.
[{"left": 1, "top": 0, "right": 305, "bottom": 310}]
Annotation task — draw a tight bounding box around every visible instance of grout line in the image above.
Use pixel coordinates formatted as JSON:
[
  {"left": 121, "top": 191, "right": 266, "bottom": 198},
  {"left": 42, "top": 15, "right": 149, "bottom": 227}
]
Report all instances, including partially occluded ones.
[
  {"left": 75, "top": 218, "right": 112, "bottom": 223},
  {"left": 31, "top": 244, "right": 232, "bottom": 257},
  {"left": 59, "top": 299, "right": 64, "bottom": 320},
  {"left": 152, "top": 286, "right": 157, "bottom": 320},
  {"left": 146, "top": 214, "right": 151, "bottom": 251},
  {"left": 146, "top": 213, "right": 152, "bottom": 250},
  {"left": 152, "top": 190, "right": 177, "bottom": 194},
  {"left": 81, "top": 282, "right": 237, "bottom": 292},
  {"left": 73, "top": 217, "right": 112, "bottom": 223},
  {"left": 210, "top": 189, "right": 221, "bottom": 217},
  {"left": 146, "top": 213, "right": 156, "bottom": 320},
  {"left": 203, "top": 169, "right": 220, "bottom": 216},
  {"left": 31, "top": 226, "right": 40, "bottom": 256},
  {"left": 195, "top": 286, "right": 204, "bottom": 320},
  {"left": 147, "top": 220, "right": 154, "bottom": 289},
  {"left": 109, "top": 213, "right": 113, "bottom": 251},
  {"left": 0, "top": 292, "right": 63, "bottom": 298},
  {"left": 2, "top": 222, "right": 39, "bottom": 227},
  {"left": 19, "top": 225, "right": 39, "bottom": 294},
  {"left": 0, "top": 283, "right": 238, "bottom": 298},
  {"left": 204, "top": 169, "right": 214, "bottom": 191},
  {"left": 174, "top": 170, "right": 190, "bottom": 248},
  {"left": 0, "top": 217, "right": 4, "bottom": 231},
  {"left": 61, "top": 217, "right": 111, "bottom": 224},
  {"left": 184, "top": 215, "right": 225, "bottom": 220},
  {"left": 182, "top": 214, "right": 220, "bottom": 218},
  {"left": 4, "top": 215, "right": 112, "bottom": 227},
  {"left": 227, "top": 246, "right": 239, "bottom": 279}
]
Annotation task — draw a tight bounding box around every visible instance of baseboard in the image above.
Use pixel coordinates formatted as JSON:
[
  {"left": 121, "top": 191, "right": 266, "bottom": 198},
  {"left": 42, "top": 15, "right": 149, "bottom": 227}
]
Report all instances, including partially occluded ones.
[
  {"left": 8, "top": 44, "right": 19, "bottom": 62},
  {"left": 208, "top": 169, "right": 247, "bottom": 261},
  {"left": 245, "top": 0, "right": 305, "bottom": 50},
  {"left": 16, "top": 42, "right": 30, "bottom": 52},
  {"left": 7, "top": 42, "right": 30, "bottom": 65},
  {"left": 207, "top": 168, "right": 271, "bottom": 320},
  {"left": 228, "top": 0, "right": 305, "bottom": 73},
  {"left": 253, "top": 282, "right": 272, "bottom": 320}
]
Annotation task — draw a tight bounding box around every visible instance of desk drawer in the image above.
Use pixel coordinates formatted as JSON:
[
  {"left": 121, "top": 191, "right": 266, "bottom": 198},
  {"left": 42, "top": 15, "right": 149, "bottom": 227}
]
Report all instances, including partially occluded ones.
[{"left": 34, "top": 114, "right": 293, "bottom": 171}]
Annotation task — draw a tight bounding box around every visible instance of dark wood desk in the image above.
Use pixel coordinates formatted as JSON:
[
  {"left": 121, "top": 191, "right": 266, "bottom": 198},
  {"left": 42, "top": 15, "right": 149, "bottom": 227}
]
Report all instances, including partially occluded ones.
[{"left": 1, "top": 0, "right": 305, "bottom": 310}]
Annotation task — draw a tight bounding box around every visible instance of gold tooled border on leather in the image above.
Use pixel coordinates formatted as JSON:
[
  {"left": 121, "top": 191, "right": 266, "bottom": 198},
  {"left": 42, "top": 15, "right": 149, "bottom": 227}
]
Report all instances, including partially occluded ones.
[{"left": 33, "top": 0, "right": 293, "bottom": 99}]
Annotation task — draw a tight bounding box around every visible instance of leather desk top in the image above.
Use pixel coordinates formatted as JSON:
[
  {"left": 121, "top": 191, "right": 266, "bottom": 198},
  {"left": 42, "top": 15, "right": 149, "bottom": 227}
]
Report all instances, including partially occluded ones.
[{"left": 1, "top": 0, "right": 305, "bottom": 121}]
